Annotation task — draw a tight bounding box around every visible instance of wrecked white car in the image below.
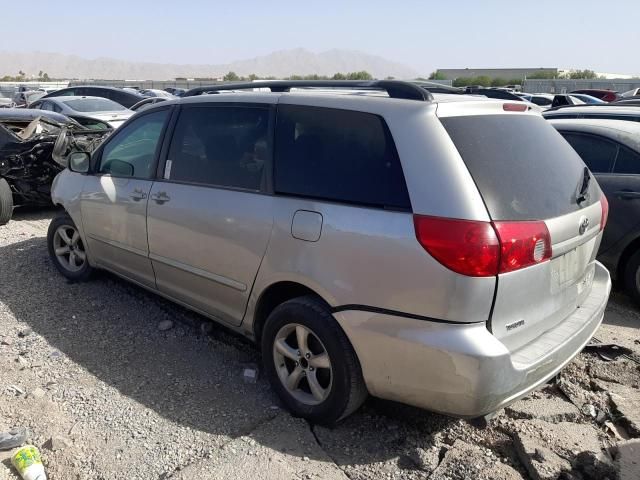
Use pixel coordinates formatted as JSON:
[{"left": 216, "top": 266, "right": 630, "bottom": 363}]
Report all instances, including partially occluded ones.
[{"left": 0, "top": 109, "right": 112, "bottom": 225}]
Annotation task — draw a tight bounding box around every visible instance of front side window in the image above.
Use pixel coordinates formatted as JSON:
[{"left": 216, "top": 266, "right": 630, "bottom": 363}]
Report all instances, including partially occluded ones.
[
  {"left": 274, "top": 105, "right": 410, "bottom": 209},
  {"left": 98, "top": 109, "right": 168, "bottom": 178},
  {"left": 561, "top": 132, "right": 617, "bottom": 173},
  {"left": 165, "top": 105, "right": 269, "bottom": 191}
]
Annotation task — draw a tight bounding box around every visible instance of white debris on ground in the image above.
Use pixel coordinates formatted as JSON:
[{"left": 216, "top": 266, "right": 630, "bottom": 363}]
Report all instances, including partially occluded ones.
[{"left": 0, "top": 208, "right": 639, "bottom": 480}]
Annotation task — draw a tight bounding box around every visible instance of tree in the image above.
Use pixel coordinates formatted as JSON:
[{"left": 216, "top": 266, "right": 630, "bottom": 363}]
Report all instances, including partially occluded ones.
[
  {"left": 491, "top": 77, "right": 508, "bottom": 87},
  {"left": 428, "top": 71, "right": 447, "bottom": 80},
  {"left": 248, "top": 73, "right": 259, "bottom": 81},
  {"left": 561, "top": 69, "right": 599, "bottom": 80},
  {"left": 332, "top": 72, "right": 346, "bottom": 80},
  {"left": 346, "top": 71, "right": 372, "bottom": 80},
  {"left": 223, "top": 71, "right": 240, "bottom": 82}
]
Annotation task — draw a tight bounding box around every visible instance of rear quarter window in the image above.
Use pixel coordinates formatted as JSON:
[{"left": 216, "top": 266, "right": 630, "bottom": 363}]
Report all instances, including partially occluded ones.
[
  {"left": 274, "top": 105, "right": 411, "bottom": 210},
  {"left": 560, "top": 132, "right": 617, "bottom": 173},
  {"left": 440, "top": 115, "right": 599, "bottom": 220}
]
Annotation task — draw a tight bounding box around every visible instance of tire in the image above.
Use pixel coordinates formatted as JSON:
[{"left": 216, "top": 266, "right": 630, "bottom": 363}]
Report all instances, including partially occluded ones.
[
  {"left": 261, "top": 295, "right": 368, "bottom": 425},
  {"left": 623, "top": 249, "right": 640, "bottom": 305},
  {"left": 0, "top": 178, "right": 13, "bottom": 226},
  {"left": 47, "top": 213, "right": 93, "bottom": 282}
]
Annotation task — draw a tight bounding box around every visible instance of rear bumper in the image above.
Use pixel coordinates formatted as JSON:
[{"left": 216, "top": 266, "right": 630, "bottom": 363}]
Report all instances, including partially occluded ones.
[{"left": 333, "top": 262, "right": 611, "bottom": 418}]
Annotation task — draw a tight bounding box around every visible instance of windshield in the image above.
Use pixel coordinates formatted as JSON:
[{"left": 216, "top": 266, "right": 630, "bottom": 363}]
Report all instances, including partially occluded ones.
[
  {"left": 27, "top": 92, "right": 45, "bottom": 103},
  {"left": 63, "top": 98, "right": 127, "bottom": 112}
]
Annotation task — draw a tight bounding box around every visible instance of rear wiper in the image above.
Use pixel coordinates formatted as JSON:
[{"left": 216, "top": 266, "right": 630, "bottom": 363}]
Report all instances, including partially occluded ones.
[{"left": 576, "top": 167, "right": 591, "bottom": 204}]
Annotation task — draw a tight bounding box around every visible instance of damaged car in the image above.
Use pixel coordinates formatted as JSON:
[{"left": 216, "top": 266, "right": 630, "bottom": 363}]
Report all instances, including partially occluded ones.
[{"left": 0, "top": 109, "right": 112, "bottom": 225}]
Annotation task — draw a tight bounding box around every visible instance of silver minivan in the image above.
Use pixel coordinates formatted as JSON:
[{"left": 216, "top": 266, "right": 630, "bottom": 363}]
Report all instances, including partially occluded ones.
[{"left": 48, "top": 81, "right": 611, "bottom": 424}]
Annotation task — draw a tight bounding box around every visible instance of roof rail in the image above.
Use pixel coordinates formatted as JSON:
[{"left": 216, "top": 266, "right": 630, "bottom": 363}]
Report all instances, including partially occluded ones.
[
  {"left": 412, "top": 81, "right": 465, "bottom": 95},
  {"left": 182, "top": 80, "right": 433, "bottom": 101}
]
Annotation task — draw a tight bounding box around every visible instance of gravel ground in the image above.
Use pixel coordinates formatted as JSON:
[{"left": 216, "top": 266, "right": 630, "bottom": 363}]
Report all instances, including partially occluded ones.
[{"left": 0, "top": 208, "right": 638, "bottom": 480}]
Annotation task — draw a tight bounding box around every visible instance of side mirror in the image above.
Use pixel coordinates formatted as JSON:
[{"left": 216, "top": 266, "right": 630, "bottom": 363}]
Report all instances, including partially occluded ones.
[{"left": 68, "top": 152, "right": 90, "bottom": 173}]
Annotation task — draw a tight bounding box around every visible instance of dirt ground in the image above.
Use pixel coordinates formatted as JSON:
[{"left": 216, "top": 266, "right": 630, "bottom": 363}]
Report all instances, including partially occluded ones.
[{"left": 0, "top": 207, "right": 638, "bottom": 480}]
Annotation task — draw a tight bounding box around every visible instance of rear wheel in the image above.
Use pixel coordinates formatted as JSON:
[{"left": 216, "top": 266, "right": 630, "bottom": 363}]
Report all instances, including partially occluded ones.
[
  {"left": 47, "top": 213, "right": 93, "bottom": 281},
  {"left": 0, "top": 178, "right": 13, "bottom": 226},
  {"left": 623, "top": 249, "right": 640, "bottom": 305},
  {"left": 261, "top": 296, "right": 367, "bottom": 425}
]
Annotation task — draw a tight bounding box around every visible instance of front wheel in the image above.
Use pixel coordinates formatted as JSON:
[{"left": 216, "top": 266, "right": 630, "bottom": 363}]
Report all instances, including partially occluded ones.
[
  {"left": 261, "top": 296, "right": 367, "bottom": 425},
  {"left": 47, "top": 213, "right": 93, "bottom": 281},
  {"left": 0, "top": 178, "right": 13, "bottom": 226}
]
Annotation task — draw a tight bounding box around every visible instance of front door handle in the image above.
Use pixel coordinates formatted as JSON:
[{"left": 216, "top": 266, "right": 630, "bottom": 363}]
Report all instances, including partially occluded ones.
[
  {"left": 151, "top": 191, "right": 171, "bottom": 204},
  {"left": 129, "top": 189, "right": 147, "bottom": 201},
  {"left": 614, "top": 190, "right": 640, "bottom": 200}
]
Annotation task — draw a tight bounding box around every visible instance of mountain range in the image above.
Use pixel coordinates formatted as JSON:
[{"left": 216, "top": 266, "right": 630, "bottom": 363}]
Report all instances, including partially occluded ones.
[{"left": 0, "top": 48, "right": 420, "bottom": 80}]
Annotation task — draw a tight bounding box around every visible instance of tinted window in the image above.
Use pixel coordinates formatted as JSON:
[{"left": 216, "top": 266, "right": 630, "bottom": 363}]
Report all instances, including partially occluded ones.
[
  {"left": 274, "top": 105, "right": 410, "bottom": 209},
  {"left": 561, "top": 133, "right": 617, "bottom": 173},
  {"left": 614, "top": 146, "right": 640, "bottom": 174},
  {"left": 166, "top": 106, "right": 269, "bottom": 191},
  {"left": 56, "top": 89, "right": 77, "bottom": 96},
  {"left": 99, "top": 109, "right": 168, "bottom": 178},
  {"left": 108, "top": 91, "right": 138, "bottom": 108},
  {"left": 440, "top": 115, "right": 598, "bottom": 220},
  {"left": 531, "top": 96, "right": 552, "bottom": 106}
]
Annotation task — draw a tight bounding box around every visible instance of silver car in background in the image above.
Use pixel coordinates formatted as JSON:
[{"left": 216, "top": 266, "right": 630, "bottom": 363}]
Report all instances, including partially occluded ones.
[
  {"left": 29, "top": 96, "right": 134, "bottom": 129},
  {"left": 47, "top": 81, "right": 611, "bottom": 424}
]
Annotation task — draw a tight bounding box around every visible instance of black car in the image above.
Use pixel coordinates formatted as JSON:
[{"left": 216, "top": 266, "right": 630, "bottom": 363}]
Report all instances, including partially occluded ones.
[
  {"left": 41, "top": 86, "right": 146, "bottom": 109},
  {"left": 550, "top": 118, "right": 640, "bottom": 302},
  {"left": 164, "top": 87, "right": 187, "bottom": 96},
  {"left": 0, "top": 109, "right": 111, "bottom": 225},
  {"left": 464, "top": 87, "right": 524, "bottom": 101}
]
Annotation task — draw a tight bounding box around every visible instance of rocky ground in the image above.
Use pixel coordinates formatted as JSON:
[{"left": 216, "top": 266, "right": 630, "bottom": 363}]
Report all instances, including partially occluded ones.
[{"left": 0, "top": 207, "right": 639, "bottom": 480}]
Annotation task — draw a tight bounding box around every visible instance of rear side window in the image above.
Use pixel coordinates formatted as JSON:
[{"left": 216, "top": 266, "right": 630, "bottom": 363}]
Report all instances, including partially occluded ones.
[
  {"left": 440, "top": 115, "right": 599, "bottom": 220},
  {"left": 531, "top": 96, "right": 552, "bottom": 106},
  {"left": 274, "top": 105, "right": 410, "bottom": 209},
  {"left": 614, "top": 146, "right": 640, "bottom": 174},
  {"left": 166, "top": 105, "right": 269, "bottom": 191},
  {"left": 561, "top": 133, "right": 617, "bottom": 173}
]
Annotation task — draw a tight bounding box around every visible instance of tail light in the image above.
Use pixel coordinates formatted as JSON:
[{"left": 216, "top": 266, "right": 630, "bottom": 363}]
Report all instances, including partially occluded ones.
[
  {"left": 600, "top": 195, "right": 609, "bottom": 231},
  {"left": 414, "top": 215, "right": 552, "bottom": 277},
  {"left": 493, "top": 221, "right": 552, "bottom": 273}
]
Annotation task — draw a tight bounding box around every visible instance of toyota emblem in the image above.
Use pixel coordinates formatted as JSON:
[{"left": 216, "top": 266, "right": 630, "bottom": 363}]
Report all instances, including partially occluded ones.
[{"left": 578, "top": 216, "right": 590, "bottom": 235}]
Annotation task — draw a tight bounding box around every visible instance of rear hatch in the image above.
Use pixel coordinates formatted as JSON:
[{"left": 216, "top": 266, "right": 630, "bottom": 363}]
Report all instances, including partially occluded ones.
[{"left": 437, "top": 104, "right": 605, "bottom": 352}]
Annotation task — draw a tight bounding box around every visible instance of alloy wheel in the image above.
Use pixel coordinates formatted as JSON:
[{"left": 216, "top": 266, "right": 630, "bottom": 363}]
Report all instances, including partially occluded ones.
[
  {"left": 273, "top": 323, "right": 333, "bottom": 405},
  {"left": 53, "top": 225, "right": 87, "bottom": 273}
]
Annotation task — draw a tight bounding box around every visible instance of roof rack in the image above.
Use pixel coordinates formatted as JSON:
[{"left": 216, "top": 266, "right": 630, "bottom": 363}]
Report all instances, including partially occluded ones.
[
  {"left": 182, "top": 80, "right": 434, "bottom": 101},
  {"left": 412, "top": 81, "right": 465, "bottom": 95}
]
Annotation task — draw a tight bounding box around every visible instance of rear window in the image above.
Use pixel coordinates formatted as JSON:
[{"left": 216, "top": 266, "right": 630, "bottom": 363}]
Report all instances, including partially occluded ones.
[
  {"left": 63, "top": 98, "right": 125, "bottom": 112},
  {"left": 440, "top": 115, "right": 599, "bottom": 220},
  {"left": 274, "top": 105, "right": 410, "bottom": 210}
]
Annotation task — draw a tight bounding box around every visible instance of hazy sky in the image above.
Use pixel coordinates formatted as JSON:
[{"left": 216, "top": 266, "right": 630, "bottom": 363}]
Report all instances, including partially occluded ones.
[{"left": 2, "top": 0, "right": 639, "bottom": 75}]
